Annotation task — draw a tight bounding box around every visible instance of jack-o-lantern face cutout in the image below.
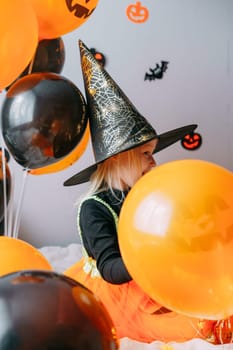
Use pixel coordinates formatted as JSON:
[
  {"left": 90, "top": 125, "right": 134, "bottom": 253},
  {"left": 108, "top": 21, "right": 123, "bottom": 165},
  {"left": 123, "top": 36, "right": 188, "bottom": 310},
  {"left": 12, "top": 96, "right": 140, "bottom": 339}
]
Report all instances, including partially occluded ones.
[
  {"left": 31, "top": 0, "right": 99, "bottom": 39},
  {"left": 181, "top": 132, "right": 202, "bottom": 150},
  {"left": 126, "top": 2, "right": 149, "bottom": 23},
  {"left": 65, "top": 0, "right": 97, "bottom": 19}
]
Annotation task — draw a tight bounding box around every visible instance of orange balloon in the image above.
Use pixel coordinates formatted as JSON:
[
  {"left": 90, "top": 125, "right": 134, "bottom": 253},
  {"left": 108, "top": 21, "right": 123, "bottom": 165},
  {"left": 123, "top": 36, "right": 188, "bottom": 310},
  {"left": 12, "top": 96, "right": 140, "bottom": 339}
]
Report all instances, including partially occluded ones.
[
  {"left": 28, "top": 122, "right": 90, "bottom": 175},
  {"left": 0, "top": 0, "right": 38, "bottom": 90},
  {"left": 0, "top": 237, "right": 52, "bottom": 276},
  {"left": 30, "top": 0, "right": 99, "bottom": 39},
  {"left": 118, "top": 159, "right": 233, "bottom": 320}
]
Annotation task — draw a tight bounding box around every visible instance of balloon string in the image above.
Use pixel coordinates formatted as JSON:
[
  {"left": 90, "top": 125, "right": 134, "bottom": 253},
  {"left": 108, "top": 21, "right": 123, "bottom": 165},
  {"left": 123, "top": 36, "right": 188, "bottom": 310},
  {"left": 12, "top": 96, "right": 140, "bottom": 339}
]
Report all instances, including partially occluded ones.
[
  {"left": 12, "top": 169, "right": 28, "bottom": 238},
  {"left": 1, "top": 147, "right": 8, "bottom": 236},
  {"left": 0, "top": 133, "right": 9, "bottom": 236},
  {"left": 7, "top": 173, "right": 15, "bottom": 238}
]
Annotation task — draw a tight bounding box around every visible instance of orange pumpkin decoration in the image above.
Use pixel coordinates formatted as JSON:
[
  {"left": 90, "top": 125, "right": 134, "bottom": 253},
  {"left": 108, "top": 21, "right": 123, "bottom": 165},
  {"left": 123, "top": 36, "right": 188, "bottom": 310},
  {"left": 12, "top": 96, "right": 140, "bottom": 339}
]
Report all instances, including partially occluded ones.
[
  {"left": 90, "top": 48, "right": 106, "bottom": 66},
  {"left": 181, "top": 132, "right": 202, "bottom": 150},
  {"left": 126, "top": 2, "right": 149, "bottom": 23}
]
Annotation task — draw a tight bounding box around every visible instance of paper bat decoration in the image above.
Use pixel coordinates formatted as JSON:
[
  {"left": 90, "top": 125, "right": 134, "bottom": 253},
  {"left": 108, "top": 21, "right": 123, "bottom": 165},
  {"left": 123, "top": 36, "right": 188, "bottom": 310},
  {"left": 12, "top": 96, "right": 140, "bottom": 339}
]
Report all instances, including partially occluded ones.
[{"left": 145, "top": 61, "right": 169, "bottom": 81}]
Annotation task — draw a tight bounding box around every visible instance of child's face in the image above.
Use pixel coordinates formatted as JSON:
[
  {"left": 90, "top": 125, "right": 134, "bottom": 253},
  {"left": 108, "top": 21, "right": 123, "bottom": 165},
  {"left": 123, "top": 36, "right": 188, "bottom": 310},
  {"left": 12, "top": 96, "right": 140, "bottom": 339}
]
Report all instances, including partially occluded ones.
[
  {"left": 137, "top": 139, "right": 157, "bottom": 177},
  {"left": 113, "top": 139, "right": 158, "bottom": 190}
]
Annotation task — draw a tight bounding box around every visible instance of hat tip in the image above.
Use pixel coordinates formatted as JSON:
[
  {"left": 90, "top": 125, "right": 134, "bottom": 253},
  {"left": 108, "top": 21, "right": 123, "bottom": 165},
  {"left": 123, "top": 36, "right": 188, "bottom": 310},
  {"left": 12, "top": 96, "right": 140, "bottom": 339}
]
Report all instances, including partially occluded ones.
[
  {"left": 78, "top": 39, "right": 89, "bottom": 51},
  {"left": 78, "top": 39, "right": 83, "bottom": 47}
]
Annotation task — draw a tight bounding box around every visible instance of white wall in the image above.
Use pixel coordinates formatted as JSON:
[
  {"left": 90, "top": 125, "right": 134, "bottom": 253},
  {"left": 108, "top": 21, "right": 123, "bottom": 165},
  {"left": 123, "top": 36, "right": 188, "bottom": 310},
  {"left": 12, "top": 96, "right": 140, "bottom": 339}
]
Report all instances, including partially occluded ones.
[{"left": 0, "top": 0, "right": 232, "bottom": 247}]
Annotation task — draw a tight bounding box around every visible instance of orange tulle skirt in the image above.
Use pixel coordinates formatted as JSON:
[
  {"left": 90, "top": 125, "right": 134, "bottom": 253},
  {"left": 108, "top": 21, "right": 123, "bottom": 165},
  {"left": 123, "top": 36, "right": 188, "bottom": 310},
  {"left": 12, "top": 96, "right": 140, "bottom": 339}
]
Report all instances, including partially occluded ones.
[{"left": 64, "top": 257, "right": 218, "bottom": 343}]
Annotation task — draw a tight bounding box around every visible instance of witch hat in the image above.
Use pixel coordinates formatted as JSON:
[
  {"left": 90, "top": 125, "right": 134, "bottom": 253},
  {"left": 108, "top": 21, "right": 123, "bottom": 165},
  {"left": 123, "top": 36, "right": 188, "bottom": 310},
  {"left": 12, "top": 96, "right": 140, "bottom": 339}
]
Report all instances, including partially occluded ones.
[{"left": 64, "top": 40, "right": 197, "bottom": 186}]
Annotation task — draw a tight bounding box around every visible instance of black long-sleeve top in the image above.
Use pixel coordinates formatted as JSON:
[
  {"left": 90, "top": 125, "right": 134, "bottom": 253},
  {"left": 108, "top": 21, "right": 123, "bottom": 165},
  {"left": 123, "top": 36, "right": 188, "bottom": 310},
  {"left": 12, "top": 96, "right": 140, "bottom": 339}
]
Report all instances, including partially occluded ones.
[{"left": 79, "top": 189, "right": 132, "bottom": 284}]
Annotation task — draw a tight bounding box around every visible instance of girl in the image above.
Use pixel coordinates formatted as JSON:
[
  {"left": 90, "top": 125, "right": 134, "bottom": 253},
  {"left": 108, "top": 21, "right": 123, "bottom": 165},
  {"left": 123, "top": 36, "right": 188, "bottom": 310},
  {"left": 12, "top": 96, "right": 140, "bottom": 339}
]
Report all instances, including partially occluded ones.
[{"left": 64, "top": 40, "right": 232, "bottom": 345}]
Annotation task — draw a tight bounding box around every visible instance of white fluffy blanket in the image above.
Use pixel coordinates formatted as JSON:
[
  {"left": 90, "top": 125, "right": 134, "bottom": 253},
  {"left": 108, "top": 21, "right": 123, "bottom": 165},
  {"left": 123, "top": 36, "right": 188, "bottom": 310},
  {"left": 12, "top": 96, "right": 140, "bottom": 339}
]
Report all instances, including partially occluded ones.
[{"left": 39, "top": 244, "right": 232, "bottom": 350}]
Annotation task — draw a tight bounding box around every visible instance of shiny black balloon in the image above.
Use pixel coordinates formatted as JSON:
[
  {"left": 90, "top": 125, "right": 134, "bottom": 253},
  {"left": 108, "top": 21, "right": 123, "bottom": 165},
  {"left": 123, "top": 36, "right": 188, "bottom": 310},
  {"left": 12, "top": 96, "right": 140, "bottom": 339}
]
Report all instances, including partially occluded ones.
[
  {"left": 26, "top": 37, "right": 65, "bottom": 74},
  {"left": 0, "top": 270, "right": 118, "bottom": 350},
  {"left": 1, "top": 73, "right": 87, "bottom": 169},
  {"left": 6, "top": 37, "right": 65, "bottom": 90}
]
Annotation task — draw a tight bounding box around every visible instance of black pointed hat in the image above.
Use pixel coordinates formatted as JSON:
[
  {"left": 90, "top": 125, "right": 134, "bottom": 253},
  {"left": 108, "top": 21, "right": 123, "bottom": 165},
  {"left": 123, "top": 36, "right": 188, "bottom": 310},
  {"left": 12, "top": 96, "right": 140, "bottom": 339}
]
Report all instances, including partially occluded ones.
[{"left": 64, "top": 40, "right": 197, "bottom": 186}]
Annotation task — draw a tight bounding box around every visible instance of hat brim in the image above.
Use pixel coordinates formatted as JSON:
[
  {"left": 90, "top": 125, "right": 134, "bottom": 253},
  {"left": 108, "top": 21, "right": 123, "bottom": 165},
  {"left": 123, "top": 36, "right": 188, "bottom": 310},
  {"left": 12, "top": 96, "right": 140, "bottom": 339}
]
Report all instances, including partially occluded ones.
[
  {"left": 63, "top": 124, "right": 197, "bottom": 186},
  {"left": 154, "top": 124, "right": 197, "bottom": 153}
]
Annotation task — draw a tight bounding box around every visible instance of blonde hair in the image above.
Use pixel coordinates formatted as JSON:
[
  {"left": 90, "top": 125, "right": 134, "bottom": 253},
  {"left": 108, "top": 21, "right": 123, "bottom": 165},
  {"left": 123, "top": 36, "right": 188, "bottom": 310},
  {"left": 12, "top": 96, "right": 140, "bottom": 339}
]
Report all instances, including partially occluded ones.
[{"left": 80, "top": 146, "right": 143, "bottom": 202}]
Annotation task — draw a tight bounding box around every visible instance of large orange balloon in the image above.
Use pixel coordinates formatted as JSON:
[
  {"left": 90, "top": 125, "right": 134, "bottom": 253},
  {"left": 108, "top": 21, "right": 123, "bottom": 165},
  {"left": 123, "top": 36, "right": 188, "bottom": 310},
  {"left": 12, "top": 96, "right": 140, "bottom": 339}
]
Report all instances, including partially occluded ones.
[
  {"left": 0, "top": 237, "right": 52, "bottom": 276},
  {"left": 28, "top": 122, "right": 90, "bottom": 175},
  {"left": 0, "top": 0, "right": 38, "bottom": 90},
  {"left": 118, "top": 160, "right": 233, "bottom": 320},
  {"left": 30, "top": 0, "right": 99, "bottom": 39}
]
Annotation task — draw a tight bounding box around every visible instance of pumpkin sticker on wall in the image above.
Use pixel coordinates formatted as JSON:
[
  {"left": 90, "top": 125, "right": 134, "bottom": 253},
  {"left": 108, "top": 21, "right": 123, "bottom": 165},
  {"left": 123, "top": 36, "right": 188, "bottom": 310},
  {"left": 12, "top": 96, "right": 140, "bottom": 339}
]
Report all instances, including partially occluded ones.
[
  {"left": 90, "top": 48, "right": 106, "bottom": 66},
  {"left": 181, "top": 132, "right": 202, "bottom": 151},
  {"left": 126, "top": 2, "right": 149, "bottom": 23}
]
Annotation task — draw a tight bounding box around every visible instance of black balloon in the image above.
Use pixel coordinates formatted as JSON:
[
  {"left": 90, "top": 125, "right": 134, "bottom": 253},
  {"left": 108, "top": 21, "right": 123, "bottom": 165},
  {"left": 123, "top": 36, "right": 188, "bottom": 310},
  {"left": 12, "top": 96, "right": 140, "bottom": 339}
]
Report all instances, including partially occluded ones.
[
  {"left": 6, "top": 37, "right": 65, "bottom": 90},
  {"left": 26, "top": 37, "right": 65, "bottom": 74},
  {"left": 0, "top": 270, "right": 118, "bottom": 350},
  {"left": 1, "top": 73, "right": 87, "bottom": 169}
]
